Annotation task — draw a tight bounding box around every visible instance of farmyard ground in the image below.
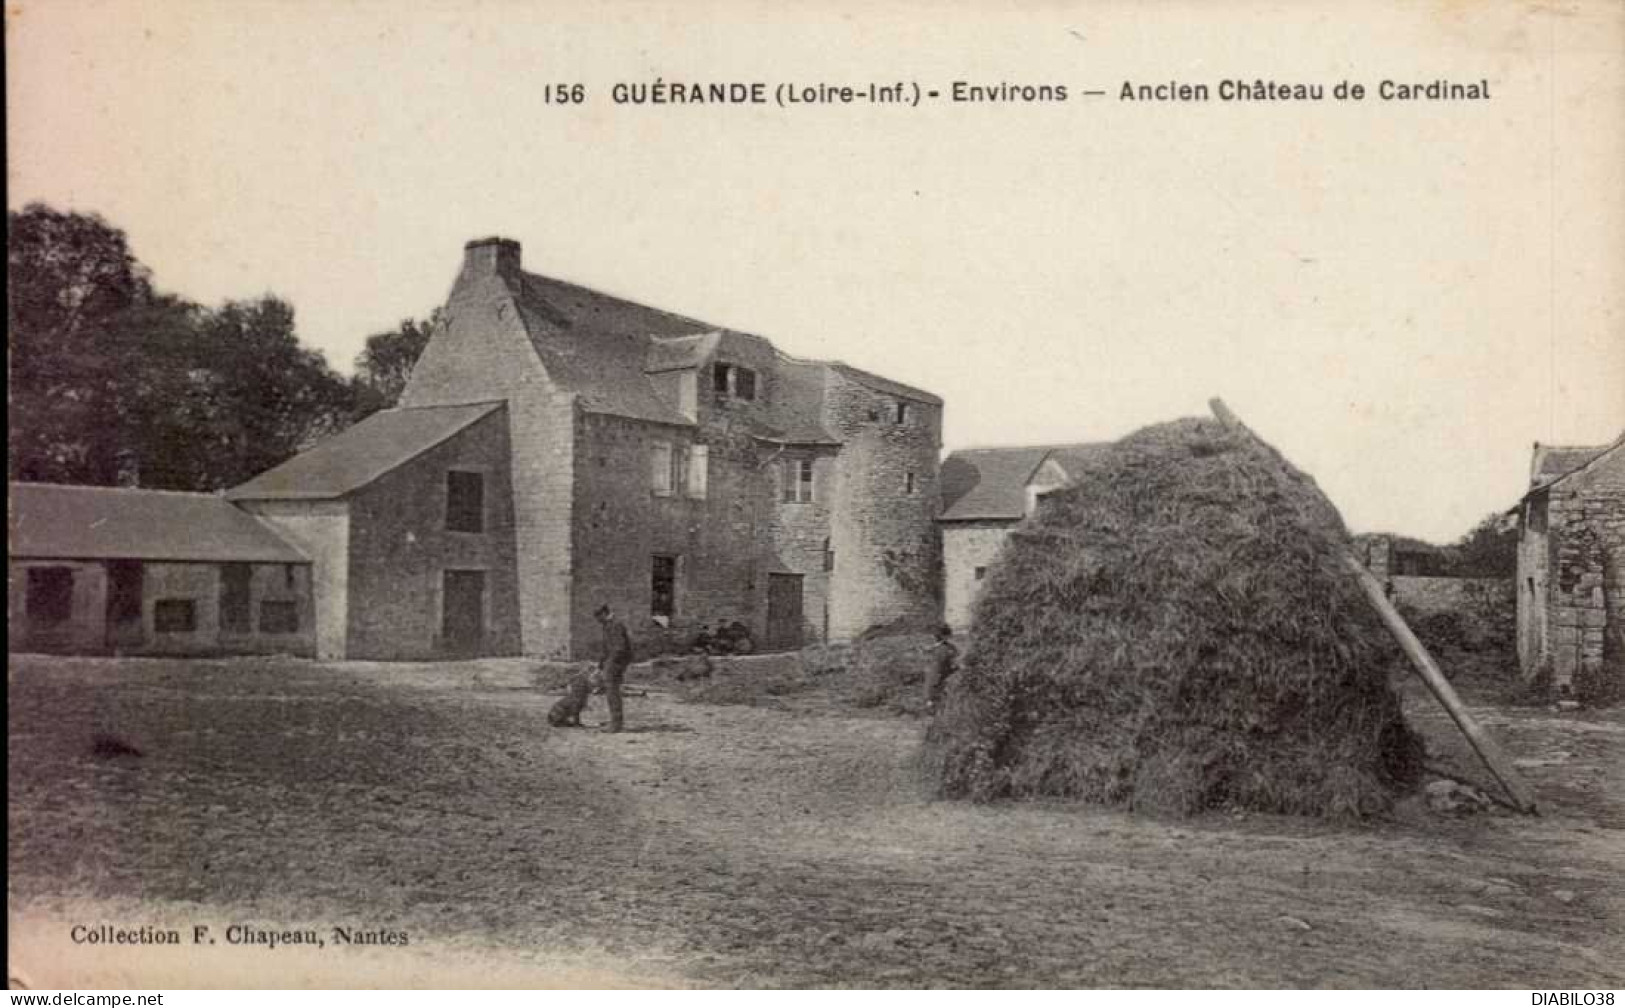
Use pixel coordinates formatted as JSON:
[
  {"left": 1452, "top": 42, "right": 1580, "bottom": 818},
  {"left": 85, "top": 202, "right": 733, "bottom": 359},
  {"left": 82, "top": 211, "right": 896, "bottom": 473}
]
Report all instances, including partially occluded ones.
[{"left": 7, "top": 653, "right": 1623, "bottom": 988}]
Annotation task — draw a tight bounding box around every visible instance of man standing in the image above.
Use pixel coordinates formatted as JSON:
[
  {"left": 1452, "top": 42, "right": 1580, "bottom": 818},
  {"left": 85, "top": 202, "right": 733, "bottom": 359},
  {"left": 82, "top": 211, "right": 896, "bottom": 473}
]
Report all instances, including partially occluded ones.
[
  {"left": 923, "top": 625, "right": 959, "bottom": 715},
  {"left": 594, "top": 604, "right": 633, "bottom": 733}
]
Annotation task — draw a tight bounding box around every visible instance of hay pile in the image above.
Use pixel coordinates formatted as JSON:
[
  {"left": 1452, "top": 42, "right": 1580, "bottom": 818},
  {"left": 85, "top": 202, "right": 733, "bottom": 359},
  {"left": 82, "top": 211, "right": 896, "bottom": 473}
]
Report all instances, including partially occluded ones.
[{"left": 923, "top": 416, "right": 1425, "bottom": 817}]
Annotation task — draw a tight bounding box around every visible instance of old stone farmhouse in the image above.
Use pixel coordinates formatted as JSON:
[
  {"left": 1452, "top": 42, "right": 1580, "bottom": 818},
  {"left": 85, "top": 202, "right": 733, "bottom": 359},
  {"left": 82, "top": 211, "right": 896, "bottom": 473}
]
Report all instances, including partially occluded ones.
[
  {"left": 7, "top": 483, "right": 315, "bottom": 656},
  {"left": 1515, "top": 435, "right": 1625, "bottom": 699},
  {"left": 222, "top": 237, "right": 943, "bottom": 660},
  {"left": 937, "top": 443, "right": 1106, "bottom": 631}
]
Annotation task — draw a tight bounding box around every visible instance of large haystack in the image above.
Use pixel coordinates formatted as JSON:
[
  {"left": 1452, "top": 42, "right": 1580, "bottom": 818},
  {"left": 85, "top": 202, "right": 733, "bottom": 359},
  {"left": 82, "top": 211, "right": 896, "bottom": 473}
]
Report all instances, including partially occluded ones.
[{"left": 923, "top": 416, "right": 1424, "bottom": 817}]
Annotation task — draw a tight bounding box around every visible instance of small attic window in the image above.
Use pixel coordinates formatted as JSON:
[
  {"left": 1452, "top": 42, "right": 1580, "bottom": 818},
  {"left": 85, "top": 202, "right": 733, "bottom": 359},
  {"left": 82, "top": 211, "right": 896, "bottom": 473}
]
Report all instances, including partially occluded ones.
[
  {"left": 713, "top": 363, "right": 757, "bottom": 402},
  {"left": 893, "top": 401, "right": 909, "bottom": 424}
]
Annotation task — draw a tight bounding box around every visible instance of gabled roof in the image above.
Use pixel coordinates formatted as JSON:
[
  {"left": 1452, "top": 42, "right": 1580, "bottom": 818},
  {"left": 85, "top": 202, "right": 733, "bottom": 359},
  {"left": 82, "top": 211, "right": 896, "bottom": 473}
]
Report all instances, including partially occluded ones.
[
  {"left": 938, "top": 441, "right": 1111, "bottom": 521},
  {"left": 939, "top": 446, "right": 1051, "bottom": 521},
  {"left": 1045, "top": 442, "right": 1113, "bottom": 476},
  {"left": 513, "top": 272, "right": 697, "bottom": 426},
  {"left": 1527, "top": 433, "right": 1625, "bottom": 493},
  {"left": 226, "top": 402, "right": 502, "bottom": 501},
  {"left": 829, "top": 363, "right": 943, "bottom": 407},
  {"left": 441, "top": 239, "right": 942, "bottom": 435},
  {"left": 9, "top": 483, "right": 307, "bottom": 563}
]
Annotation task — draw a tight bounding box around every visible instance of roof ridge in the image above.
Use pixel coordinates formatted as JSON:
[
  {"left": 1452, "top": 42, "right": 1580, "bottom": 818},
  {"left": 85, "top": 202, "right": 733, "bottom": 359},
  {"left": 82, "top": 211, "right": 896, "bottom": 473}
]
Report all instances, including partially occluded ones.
[
  {"left": 949, "top": 441, "right": 1106, "bottom": 454},
  {"left": 8, "top": 481, "right": 221, "bottom": 498},
  {"left": 1534, "top": 433, "right": 1625, "bottom": 491},
  {"left": 827, "top": 361, "right": 941, "bottom": 405},
  {"left": 382, "top": 399, "right": 508, "bottom": 412},
  {"left": 518, "top": 269, "right": 723, "bottom": 333}
]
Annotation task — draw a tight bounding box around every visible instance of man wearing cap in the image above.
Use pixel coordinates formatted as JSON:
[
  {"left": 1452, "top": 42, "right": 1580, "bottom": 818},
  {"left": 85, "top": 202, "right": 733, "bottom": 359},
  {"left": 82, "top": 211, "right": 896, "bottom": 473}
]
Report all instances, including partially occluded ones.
[{"left": 594, "top": 604, "right": 633, "bottom": 733}]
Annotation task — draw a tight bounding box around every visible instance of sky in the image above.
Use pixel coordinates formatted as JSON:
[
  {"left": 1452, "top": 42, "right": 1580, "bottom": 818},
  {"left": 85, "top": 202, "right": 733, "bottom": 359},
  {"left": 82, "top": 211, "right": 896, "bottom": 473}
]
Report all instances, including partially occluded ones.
[{"left": 8, "top": 0, "right": 1623, "bottom": 543}]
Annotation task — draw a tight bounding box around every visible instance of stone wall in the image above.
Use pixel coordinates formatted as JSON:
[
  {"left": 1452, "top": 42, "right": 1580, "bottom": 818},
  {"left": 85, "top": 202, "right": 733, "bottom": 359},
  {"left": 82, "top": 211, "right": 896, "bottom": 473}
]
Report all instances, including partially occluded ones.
[
  {"left": 570, "top": 411, "right": 774, "bottom": 659},
  {"left": 8, "top": 559, "right": 107, "bottom": 653},
  {"left": 239, "top": 499, "right": 349, "bottom": 659},
  {"left": 1390, "top": 575, "right": 1514, "bottom": 650},
  {"left": 399, "top": 266, "right": 576, "bottom": 658},
  {"left": 942, "top": 520, "right": 1017, "bottom": 632},
  {"left": 822, "top": 373, "right": 943, "bottom": 639},
  {"left": 765, "top": 445, "right": 838, "bottom": 644},
  {"left": 344, "top": 407, "right": 521, "bottom": 660},
  {"left": 1515, "top": 494, "right": 1551, "bottom": 682},
  {"left": 1543, "top": 446, "right": 1625, "bottom": 699},
  {"left": 7, "top": 558, "right": 314, "bottom": 656}
]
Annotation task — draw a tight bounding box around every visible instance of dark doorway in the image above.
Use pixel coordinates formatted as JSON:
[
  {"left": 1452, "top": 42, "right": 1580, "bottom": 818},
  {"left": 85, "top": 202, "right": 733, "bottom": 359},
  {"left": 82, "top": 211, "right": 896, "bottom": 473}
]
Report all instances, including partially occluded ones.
[
  {"left": 106, "top": 560, "right": 145, "bottom": 650},
  {"left": 441, "top": 570, "right": 486, "bottom": 655},
  {"left": 27, "top": 567, "right": 75, "bottom": 627},
  {"left": 766, "top": 573, "right": 804, "bottom": 651},
  {"left": 219, "top": 563, "right": 252, "bottom": 634},
  {"left": 651, "top": 555, "right": 677, "bottom": 622}
]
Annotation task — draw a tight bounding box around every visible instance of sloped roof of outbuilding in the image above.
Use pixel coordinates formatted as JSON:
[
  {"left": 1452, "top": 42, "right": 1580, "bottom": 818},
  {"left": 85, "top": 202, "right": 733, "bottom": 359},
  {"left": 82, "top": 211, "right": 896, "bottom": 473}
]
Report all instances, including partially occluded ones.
[
  {"left": 938, "top": 442, "right": 1112, "bottom": 521},
  {"left": 9, "top": 483, "right": 307, "bottom": 563},
  {"left": 939, "top": 447, "right": 1053, "bottom": 521},
  {"left": 226, "top": 402, "right": 503, "bottom": 501}
]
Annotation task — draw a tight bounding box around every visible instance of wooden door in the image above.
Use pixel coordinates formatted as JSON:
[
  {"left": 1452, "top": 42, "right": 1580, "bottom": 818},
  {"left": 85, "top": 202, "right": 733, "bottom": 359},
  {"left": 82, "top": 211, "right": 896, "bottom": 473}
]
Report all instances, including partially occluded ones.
[
  {"left": 766, "top": 573, "right": 803, "bottom": 651},
  {"left": 441, "top": 570, "right": 486, "bottom": 656}
]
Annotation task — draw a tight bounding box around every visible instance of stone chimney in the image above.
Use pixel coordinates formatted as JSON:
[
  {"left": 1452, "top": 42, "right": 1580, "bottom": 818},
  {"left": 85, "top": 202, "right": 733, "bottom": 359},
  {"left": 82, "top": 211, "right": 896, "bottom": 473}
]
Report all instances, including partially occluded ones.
[{"left": 462, "top": 236, "right": 521, "bottom": 280}]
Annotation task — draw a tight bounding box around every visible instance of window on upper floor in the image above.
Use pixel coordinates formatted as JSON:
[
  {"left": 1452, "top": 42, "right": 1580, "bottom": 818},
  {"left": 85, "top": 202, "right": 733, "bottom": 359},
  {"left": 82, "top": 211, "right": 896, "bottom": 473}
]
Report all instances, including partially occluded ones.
[
  {"left": 974, "top": 566, "right": 988, "bottom": 581},
  {"left": 446, "top": 471, "right": 485, "bottom": 533},
  {"left": 651, "top": 443, "right": 675, "bottom": 496},
  {"left": 713, "top": 363, "right": 757, "bottom": 402},
  {"left": 687, "top": 444, "right": 709, "bottom": 499},
  {"left": 782, "top": 458, "right": 814, "bottom": 503},
  {"left": 906, "top": 471, "right": 917, "bottom": 495},
  {"left": 894, "top": 401, "right": 910, "bottom": 425}
]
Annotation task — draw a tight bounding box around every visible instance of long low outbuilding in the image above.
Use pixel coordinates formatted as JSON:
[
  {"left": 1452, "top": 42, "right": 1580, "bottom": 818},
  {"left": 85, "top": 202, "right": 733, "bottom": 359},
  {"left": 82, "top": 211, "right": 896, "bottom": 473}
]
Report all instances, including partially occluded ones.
[{"left": 8, "top": 482, "right": 316, "bottom": 657}]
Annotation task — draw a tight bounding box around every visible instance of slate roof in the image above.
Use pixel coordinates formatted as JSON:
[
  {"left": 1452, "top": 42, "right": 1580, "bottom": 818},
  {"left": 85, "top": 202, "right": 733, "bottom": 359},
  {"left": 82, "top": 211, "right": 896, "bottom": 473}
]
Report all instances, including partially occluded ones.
[
  {"left": 938, "top": 442, "right": 1111, "bottom": 521},
  {"left": 939, "top": 447, "right": 1051, "bottom": 521},
  {"left": 829, "top": 363, "right": 943, "bottom": 406},
  {"left": 1527, "top": 434, "right": 1625, "bottom": 492},
  {"left": 1046, "top": 442, "right": 1114, "bottom": 477},
  {"left": 442, "top": 242, "right": 943, "bottom": 439},
  {"left": 226, "top": 402, "right": 503, "bottom": 501},
  {"left": 646, "top": 333, "right": 722, "bottom": 373},
  {"left": 9, "top": 483, "right": 307, "bottom": 563}
]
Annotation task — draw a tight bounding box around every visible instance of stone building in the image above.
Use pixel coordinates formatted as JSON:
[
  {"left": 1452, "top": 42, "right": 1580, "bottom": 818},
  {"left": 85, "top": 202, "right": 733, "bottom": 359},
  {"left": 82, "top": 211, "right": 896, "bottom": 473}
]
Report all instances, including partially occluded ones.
[
  {"left": 1515, "top": 436, "right": 1625, "bottom": 699},
  {"left": 937, "top": 442, "right": 1106, "bottom": 631},
  {"left": 7, "top": 483, "right": 315, "bottom": 656},
  {"left": 228, "top": 237, "right": 943, "bottom": 660}
]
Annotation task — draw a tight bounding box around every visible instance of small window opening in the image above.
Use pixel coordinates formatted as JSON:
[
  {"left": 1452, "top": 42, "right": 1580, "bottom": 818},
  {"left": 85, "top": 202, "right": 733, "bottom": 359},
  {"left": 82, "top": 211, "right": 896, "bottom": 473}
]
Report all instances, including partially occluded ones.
[{"left": 446, "top": 471, "right": 485, "bottom": 533}]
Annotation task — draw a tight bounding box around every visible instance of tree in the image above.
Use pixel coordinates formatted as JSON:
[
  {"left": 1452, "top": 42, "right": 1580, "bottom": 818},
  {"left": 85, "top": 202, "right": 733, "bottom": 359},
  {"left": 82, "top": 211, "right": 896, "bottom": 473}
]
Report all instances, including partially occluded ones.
[
  {"left": 1448, "top": 511, "right": 1519, "bottom": 577},
  {"left": 8, "top": 203, "right": 356, "bottom": 491},
  {"left": 8, "top": 204, "right": 154, "bottom": 484},
  {"left": 169, "top": 296, "right": 354, "bottom": 490},
  {"left": 350, "top": 309, "right": 440, "bottom": 419}
]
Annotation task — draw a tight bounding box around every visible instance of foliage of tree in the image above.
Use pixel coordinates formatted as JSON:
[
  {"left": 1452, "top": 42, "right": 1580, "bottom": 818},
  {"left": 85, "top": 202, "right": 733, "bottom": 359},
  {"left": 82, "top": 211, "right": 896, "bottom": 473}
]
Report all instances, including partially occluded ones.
[
  {"left": 8, "top": 204, "right": 154, "bottom": 484},
  {"left": 8, "top": 203, "right": 353, "bottom": 491},
  {"left": 1447, "top": 511, "right": 1519, "bottom": 577},
  {"left": 349, "top": 310, "right": 439, "bottom": 419}
]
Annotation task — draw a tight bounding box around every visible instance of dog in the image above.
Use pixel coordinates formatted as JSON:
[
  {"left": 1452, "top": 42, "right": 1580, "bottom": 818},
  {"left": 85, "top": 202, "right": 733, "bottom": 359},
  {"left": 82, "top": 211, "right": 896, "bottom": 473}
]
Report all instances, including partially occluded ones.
[{"left": 547, "top": 672, "right": 592, "bottom": 728}]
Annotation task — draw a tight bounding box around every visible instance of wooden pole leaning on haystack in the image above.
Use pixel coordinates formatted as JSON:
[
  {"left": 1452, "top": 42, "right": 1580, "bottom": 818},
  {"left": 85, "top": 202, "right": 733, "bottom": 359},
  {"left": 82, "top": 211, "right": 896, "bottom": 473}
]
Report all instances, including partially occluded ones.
[{"left": 1207, "top": 398, "right": 1539, "bottom": 815}]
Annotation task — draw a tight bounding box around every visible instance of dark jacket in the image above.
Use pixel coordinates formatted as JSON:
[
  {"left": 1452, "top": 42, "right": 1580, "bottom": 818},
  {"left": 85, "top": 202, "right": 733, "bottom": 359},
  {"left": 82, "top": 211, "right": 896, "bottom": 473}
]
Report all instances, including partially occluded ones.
[{"left": 599, "top": 618, "right": 633, "bottom": 665}]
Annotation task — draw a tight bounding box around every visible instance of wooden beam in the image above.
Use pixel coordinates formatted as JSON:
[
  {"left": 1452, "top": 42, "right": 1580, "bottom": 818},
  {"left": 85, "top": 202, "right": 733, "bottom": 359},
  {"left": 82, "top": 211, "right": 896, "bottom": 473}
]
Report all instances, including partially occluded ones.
[{"left": 1208, "top": 398, "right": 1539, "bottom": 814}]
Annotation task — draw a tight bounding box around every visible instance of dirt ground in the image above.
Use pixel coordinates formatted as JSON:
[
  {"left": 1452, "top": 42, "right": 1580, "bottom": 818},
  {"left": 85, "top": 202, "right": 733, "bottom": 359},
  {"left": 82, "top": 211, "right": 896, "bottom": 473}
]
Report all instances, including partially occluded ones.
[{"left": 7, "top": 653, "right": 1623, "bottom": 989}]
